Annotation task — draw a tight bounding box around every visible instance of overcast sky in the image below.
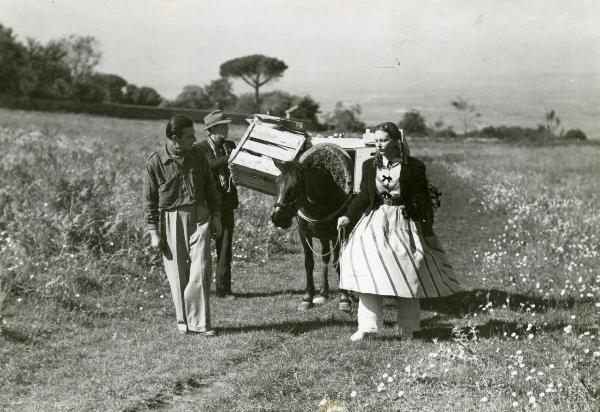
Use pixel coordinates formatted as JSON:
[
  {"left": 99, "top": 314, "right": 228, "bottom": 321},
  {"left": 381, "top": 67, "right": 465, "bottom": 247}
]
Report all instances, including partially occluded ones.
[{"left": 2, "top": 0, "right": 599, "bottom": 99}]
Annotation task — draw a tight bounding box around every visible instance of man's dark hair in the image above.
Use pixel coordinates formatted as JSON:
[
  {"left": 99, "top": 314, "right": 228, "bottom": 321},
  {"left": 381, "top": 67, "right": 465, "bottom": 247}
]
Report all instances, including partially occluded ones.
[{"left": 166, "top": 114, "right": 194, "bottom": 139}]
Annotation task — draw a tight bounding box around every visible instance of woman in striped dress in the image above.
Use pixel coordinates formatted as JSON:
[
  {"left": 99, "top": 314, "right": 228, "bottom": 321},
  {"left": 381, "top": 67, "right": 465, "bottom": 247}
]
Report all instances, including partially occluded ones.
[{"left": 337, "top": 122, "right": 461, "bottom": 341}]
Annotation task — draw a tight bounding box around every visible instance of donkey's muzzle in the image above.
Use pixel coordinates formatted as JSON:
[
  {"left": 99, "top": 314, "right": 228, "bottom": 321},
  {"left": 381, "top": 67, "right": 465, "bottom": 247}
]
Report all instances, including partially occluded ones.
[{"left": 271, "top": 208, "right": 293, "bottom": 229}]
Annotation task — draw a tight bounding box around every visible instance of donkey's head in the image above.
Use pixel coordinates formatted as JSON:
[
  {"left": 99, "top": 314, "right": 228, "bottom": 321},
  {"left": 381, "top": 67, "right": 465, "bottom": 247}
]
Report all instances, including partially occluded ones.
[{"left": 271, "top": 160, "right": 306, "bottom": 229}]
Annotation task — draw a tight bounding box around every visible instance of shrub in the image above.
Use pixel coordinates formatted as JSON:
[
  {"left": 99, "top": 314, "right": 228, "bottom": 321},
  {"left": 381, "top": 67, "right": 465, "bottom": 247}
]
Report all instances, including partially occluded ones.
[
  {"left": 398, "top": 110, "right": 426, "bottom": 135},
  {"left": 563, "top": 129, "right": 587, "bottom": 141},
  {"left": 324, "top": 102, "right": 365, "bottom": 133},
  {"left": 478, "top": 125, "right": 554, "bottom": 141}
]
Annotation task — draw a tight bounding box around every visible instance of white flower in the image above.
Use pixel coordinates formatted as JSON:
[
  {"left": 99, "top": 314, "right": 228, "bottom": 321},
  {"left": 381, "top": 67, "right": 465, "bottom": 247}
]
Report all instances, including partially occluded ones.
[
  {"left": 480, "top": 396, "right": 488, "bottom": 402},
  {"left": 529, "top": 396, "right": 536, "bottom": 404},
  {"left": 404, "top": 366, "right": 411, "bottom": 373},
  {"left": 377, "top": 382, "right": 385, "bottom": 392},
  {"left": 350, "top": 390, "right": 357, "bottom": 398},
  {"left": 563, "top": 325, "right": 572, "bottom": 334},
  {"left": 397, "top": 390, "right": 404, "bottom": 398}
]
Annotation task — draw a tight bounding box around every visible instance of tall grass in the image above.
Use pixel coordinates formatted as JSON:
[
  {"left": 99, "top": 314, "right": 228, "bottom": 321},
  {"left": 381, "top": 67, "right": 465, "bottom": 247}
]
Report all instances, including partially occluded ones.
[
  {"left": 0, "top": 109, "right": 296, "bottom": 336},
  {"left": 1, "top": 109, "right": 599, "bottom": 410}
]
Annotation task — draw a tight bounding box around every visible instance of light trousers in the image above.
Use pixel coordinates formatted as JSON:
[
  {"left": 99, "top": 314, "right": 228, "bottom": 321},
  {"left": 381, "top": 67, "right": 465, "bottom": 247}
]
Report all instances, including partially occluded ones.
[
  {"left": 357, "top": 293, "right": 420, "bottom": 334},
  {"left": 161, "top": 203, "right": 212, "bottom": 332}
]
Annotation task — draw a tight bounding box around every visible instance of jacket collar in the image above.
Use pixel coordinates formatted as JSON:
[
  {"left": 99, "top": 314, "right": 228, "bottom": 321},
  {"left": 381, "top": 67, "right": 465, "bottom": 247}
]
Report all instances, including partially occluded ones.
[
  {"left": 158, "top": 144, "right": 174, "bottom": 165},
  {"left": 158, "top": 143, "right": 191, "bottom": 165}
]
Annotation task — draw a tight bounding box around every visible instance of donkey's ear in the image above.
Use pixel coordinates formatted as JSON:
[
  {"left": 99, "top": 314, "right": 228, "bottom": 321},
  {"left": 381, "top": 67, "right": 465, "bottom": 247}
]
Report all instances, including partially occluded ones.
[{"left": 273, "top": 159, "right": 285, "bottom": 171}]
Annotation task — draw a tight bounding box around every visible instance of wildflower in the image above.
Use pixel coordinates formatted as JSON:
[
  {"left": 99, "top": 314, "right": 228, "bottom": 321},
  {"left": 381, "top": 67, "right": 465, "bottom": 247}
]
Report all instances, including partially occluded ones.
[
  {"left": 397, "top": 390, "right": 404, "bottom": 398},
  {"left": 512, "top": 401, "right": 519, "bottom": 408},
  {"left": 480, "top": 396, "right": 488, "bottom": 402},
  {"left": 404, "top": 366, "right": 411, "bottom": 373},
  {"left": 529, "top": 396, "right": 536, "bottom": 405},
  {"left": 350, "top": 391, "right": 357, "bottom": 398},
  {"left": 377, "top": 382, "right": 385, "bottom": 392},
  {"left": 387, "top": 377, "right": 394, "bottom": 383},
  {"left": 563, "top": 325, "right": 572, "bottom": 334}
]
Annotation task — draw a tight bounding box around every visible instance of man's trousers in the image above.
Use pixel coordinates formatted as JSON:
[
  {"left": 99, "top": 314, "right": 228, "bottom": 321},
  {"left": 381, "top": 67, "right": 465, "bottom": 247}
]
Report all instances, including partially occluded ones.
[
  {"left": 215, "top": 206, "right": 234, "bottom": 296},
  {"left": 161, "top": 203, "right": 212, "bottom": 332}
]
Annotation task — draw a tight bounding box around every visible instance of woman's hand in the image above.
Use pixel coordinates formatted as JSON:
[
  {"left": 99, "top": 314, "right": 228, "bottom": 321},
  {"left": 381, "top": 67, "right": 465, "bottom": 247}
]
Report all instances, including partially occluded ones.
[
  {"left": 337, "top": 216, "right": 350, "bottom": 231},
  {"left": 149, "top": 229, "right": 162, "bottom": 251},
  {"left": 211, "top": 216, "right": 223, "bottom": 238}
]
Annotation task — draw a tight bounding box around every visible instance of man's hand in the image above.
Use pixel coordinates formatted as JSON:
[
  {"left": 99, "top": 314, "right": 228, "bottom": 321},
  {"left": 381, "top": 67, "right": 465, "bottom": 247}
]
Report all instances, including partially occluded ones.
[
  {"left": 212, "top": 216, "right": 222, "bottom": 238},
  {"left": 337, "top": 216, "right": 350, "bottom": 231}
]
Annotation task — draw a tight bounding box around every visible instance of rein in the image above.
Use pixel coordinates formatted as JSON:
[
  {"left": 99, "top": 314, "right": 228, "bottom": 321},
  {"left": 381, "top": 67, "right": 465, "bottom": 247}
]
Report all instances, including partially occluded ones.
[
  {"left": 296, "top": 195, "right": 353, "bottom": 225},
  {"left": 296, "top": 221, "right": 347, "bottom": 262}
]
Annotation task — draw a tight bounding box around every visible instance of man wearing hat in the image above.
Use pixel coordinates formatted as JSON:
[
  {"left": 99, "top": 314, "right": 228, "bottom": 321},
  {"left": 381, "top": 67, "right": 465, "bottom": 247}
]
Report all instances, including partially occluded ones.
[{"left": 196, "top": 110, "right": 239, "bottom": 297}]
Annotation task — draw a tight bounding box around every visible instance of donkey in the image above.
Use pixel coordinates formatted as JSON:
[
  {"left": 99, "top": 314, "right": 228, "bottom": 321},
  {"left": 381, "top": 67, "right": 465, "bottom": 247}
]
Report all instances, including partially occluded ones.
[{"left": 271, "top": 160, "right": 352, "bottom": 312}]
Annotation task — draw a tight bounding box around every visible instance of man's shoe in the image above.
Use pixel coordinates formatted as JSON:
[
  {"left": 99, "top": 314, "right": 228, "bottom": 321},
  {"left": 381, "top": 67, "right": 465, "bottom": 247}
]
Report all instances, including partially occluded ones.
[{"left": 188, "top": 329, "right": 217, "bottom": 337}]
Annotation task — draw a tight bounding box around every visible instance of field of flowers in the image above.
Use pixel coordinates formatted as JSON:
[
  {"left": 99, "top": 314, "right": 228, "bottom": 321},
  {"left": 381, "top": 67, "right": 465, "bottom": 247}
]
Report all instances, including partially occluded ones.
[{"left": 0, "top": 109, "right": 598, "bottom": 411}]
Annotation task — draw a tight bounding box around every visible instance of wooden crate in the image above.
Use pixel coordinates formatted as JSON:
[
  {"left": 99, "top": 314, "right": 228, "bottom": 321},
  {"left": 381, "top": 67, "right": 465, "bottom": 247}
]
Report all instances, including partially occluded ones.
[{"left": 228, "top": 118, "right": 306, "bottom": 196}]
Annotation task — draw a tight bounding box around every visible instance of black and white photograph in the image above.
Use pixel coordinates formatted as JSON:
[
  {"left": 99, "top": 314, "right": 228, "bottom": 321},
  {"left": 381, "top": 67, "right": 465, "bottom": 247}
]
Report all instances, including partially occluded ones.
[{"left": 1, "top": 1, "right": 599, "bottom": 410}]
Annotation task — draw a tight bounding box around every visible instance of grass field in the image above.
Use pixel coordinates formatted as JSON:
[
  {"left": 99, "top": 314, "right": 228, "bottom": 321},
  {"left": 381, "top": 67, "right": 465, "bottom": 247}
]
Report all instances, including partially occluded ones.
[{"left": 1, "top": 108, "right": 599, "bottom": 411}]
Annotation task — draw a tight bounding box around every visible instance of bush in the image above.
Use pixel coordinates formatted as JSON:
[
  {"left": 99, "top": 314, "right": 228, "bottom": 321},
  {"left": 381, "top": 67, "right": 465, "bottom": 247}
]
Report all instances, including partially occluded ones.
[
  {"left": 477, "top": 125, "right": 554, "bottom": 141},
  {"left": 324, "top": 102, "right": 365, "bottom": 133},
  {"left": 398, "top": 110, "right": 426, "bottom": 135},
  {"left": 563, "top": 129, "right": 587, "bottom": 141},
  {"left": 427, "top": 127, "right": 457, "bottom": 138}
]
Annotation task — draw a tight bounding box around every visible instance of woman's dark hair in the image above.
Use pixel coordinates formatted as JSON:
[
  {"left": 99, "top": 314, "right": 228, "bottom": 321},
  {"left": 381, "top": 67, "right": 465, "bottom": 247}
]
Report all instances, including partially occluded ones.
[
  {"left": 375, "top": 122, "right": 402, "bottom": 141},
  {"left": 376, "top": 121, "right": 411, "bottom": 206},
  {"left": 165, "top": 114, "right": 194, "bottom": 139}
]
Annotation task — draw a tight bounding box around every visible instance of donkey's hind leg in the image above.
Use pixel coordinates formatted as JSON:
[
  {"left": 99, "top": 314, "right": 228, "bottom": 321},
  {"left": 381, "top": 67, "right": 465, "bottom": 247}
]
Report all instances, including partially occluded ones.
[
  {"left": 298, "top": 224, "right": 315, "bottom": 311},
  {"left": 313, "top": 238, "right": 330, "bottom": 305}
]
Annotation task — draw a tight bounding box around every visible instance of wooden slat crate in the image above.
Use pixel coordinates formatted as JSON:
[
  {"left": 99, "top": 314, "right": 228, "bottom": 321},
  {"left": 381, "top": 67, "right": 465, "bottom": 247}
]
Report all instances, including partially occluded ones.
[{"left": 228, "top": 117, "right": 307, "bottom": 196}]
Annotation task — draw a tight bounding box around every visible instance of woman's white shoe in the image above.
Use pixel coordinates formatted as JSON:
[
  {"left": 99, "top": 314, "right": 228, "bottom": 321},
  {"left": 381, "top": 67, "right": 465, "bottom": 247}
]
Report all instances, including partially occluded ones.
[{"left": 350, "top": 330, "right": 377, "bottom": 342}]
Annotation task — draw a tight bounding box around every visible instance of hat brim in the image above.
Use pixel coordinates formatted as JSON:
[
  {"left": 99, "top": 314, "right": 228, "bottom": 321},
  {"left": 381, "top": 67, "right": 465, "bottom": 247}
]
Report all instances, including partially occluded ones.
[{"left": 202, "top": 119, "right": 232, "bottom": 130}]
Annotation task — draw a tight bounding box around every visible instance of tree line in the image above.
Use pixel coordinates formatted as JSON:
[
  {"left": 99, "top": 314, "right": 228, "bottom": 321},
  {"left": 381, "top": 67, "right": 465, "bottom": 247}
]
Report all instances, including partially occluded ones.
[
  {"left": 0, "top": 24, "right": 368, "bottom": 132},
  {"left": 0, "top": 23, "right": 587, "bottom": 139}
]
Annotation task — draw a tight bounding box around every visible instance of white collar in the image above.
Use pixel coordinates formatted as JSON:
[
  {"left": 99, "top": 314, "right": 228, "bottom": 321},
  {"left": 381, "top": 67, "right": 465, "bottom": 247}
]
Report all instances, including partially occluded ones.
[{"left": 381, "top": 155, "right": 401, "bottom": 168}]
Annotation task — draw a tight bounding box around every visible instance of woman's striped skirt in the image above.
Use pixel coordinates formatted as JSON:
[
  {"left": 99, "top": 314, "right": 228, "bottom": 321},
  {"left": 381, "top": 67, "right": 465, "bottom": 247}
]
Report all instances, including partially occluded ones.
[{"left": 339, "top": 205, "right": 461, "bottom": 298}]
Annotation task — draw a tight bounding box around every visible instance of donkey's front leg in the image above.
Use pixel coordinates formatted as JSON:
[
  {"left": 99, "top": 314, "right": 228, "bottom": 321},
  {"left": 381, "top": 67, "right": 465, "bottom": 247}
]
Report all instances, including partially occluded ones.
[
  {"left": 313, "top": 238, "right": 330, "bottom": 305},
  {"left": 333, "top": 237, "right": 352, "bottom": 313},
  {"left": 298, "top": 226, "right": 315, "bottom": 311}
]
